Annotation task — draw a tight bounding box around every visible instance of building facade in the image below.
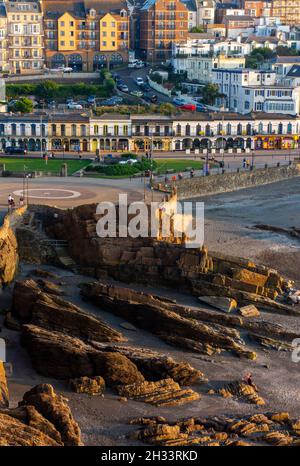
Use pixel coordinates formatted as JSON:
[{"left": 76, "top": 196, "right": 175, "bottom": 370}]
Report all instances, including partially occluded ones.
[
  {"left": 139, "top": 0, "right": 189, "bottom": 62},
  {"left": 0, "top": 111, "right": 299, "bottom": 153},
  {"left": 6, "top": 0, "right": 44, "bottom": 74},
  {"left": 0, "top": 113, "right": 47, "bottom": 151},
  {"left": 0, "top": 4, "right": 8, "bottom": 72},
  {"left": 212, "top": 68, "right": 300, "bottom": 114},
  {"left": 173, "top": 51, "right": 245, "bottom": 82},
  {"left": 44, "top": 0, "right": 130, "bottom": 71},
  {"left": 271, "top": 0, "right": 300, "bottom": 25}
]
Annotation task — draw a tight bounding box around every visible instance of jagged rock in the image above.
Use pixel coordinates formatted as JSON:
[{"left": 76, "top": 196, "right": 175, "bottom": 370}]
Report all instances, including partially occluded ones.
[
  {"left": 21, "top": 325, "right": 203, "bottom": 401},
  {"left": 117, "top": 378, "right": 200, "bottom": 407},
  {"left": 270, "top": 412, "right": 290, "bottom": 424},
  {"left": 69, "top": 376, "right": 105, "bottom": 396},
  {"left": 0, "top": 405, "right": 63, "bottom": 445},
  {"left": 250, "top": 334, "right": 292, "bottom": 351},
  {"left": 218, "top": 381, "right": 265, "bottom": 405},
  {"left": 159, "top": 334, "right": 221, "bottom": 356},
  {"left": 92, "top": 352, "right": 145, "bottom": 388},
  {"left": 90, "top": 343, "right": 206, "bottom": 385},
  {"left": 21, "top": 324, "right": 95, "bottom": 379},
  {"left": 129, "top": 416, "right": 168, "bottom": 426},
  {"left": 20, "top": 384, "right": 82, "bottom": 446},
  {"left": 130, "top": 423, "right": 184, "bottom": 444},
  {"left": 238, "top": 305, "right": 260, "bottom": 318},
  {"left": 0, "top": 362, "right": 9, "bottom": 408},
  {"left": 198, "top": 296, "right": 237, "bottom": 313},
  {"left": 81, "top": 282, "right": 256, "bottom": 359},
  {"left": 263, "top": 432, "right": 293, "bottom": 446},
  {"left": 0, "top": 413, "right": 61, "bottom": 446},
  {"left": 13, "top": 279, "right": 125, "bottom": 343}
]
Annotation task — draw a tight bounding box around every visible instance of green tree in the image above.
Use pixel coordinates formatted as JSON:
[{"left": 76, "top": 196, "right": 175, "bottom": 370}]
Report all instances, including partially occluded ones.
[
  {"left": 12, "top": 97, "right": 34, "bottom": 113},
  {"left": 158, "top": 102, "right": 176, "bottom": 115},
  {"left": 201, "top": 83, "right": 222, "bottom": 105},
  {"left": 35, "top": 81, "right": 59, "bottom": 100},
  {"left": 189, "top": 26, "right": 205, "bottom": 33},
  {"left": 245, "top": 47, "right": 275, "bottom": 69}
]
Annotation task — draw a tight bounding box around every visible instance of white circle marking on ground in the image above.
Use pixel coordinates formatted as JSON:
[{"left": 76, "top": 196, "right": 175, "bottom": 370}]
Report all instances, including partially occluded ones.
[{"left": 13, "top": 188, "right": 81, "bottom": 200}]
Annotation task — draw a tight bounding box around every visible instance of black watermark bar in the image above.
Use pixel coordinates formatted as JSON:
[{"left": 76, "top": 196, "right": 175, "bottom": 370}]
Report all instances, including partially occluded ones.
[{"left": 0, "top": 445, "right": 292, "bottom": 464}]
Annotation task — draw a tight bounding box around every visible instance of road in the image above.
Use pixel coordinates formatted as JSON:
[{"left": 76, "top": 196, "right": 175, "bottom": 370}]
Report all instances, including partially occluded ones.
[{"left": 114, "top": 65, "right": 172, "bottom": 104}]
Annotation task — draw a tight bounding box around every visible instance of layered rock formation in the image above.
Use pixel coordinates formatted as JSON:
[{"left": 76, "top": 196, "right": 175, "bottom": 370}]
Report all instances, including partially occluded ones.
[
  {"left": 21, "top": 325, "right": 203, "bottom": 406},
  {"left": 129, "top": 411, "right": 300, "bottom": 446},
  {"left": 9, "top": 277, "right": 204, "bottom": 407},
  {"left": 0, "top": 382, "right": 82, "bottom": 446},
  {"left": 81, "top": 281, "right": 299, "bottom": 358},
  {"left": 12, "top": 279, "right": 125, "bottom": 343},
  {"left": 217, "top": 380, "right": 265, "bottom": 406}
]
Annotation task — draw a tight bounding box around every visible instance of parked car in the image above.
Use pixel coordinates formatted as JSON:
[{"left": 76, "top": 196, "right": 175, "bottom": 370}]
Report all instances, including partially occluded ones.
[
  {"left": 128, "top": 60, "right": 138, "bottom": 68},
  {"left": 179, "top": 103, "right": 196, "bottom": 111},
  {"left": 135, "top": 77, "right": 144, "bottom": 86},
  {"left": 134, "top": 61, "right": 145, "bottom": 69},
  {"left": 87, "top": 95, "right": 96, "bottom": 104},
  {"left": 196, "top": 103, "right": 207, "bottom": 112},
  {"left": 130, "top": 90, "right": 143, "bottom": 98},
  {"left": 67, "top": 102, "right": 83, "bottom": 109},
  {"left": 173, "top": 97, "right": 185, "bottom": 106},
  {"left": 100, "top": 96, "right": 123, "bottom": 106},
  {"left": 5, "top": 146, "right": 27, "bottom": 155},
  {"left": 117, "top": 83, "right": 129, "bottom": 93},
  {"left": 119, "top": 158, "right": 138, "bottom": 165}
]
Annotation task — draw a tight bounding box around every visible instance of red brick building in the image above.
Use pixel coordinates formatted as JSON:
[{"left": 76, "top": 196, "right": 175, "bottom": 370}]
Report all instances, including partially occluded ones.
[{"left": 140, "top": 0, "right": 189, "bottom": 62}]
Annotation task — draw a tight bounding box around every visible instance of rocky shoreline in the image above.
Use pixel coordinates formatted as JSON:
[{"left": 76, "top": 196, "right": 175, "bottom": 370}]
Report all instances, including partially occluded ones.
[{"left": 1, "top": 200, "right": 300, "bottom": 446}]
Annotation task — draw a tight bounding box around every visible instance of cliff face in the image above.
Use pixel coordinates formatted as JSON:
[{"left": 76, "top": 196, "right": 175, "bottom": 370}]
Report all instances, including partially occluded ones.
[
  {"left": 0, "top": 207, "right": 26, "bottom": 288},
  {"left": 0, "top": 227, "right": 18, "bottom": 286}
]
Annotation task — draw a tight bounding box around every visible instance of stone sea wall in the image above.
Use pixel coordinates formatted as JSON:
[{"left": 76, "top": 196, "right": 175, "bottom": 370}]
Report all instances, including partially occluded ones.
[{"left": 159, "top": 164, "right": 300, "bottom": 200}]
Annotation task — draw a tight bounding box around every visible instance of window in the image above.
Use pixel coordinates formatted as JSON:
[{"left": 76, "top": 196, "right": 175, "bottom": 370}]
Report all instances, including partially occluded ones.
[
  {"left": 123, "top": 125, "right": 128, "bottom": 136},
  {"left": 60, "top": 21, "right": 65, "bottom": 26},
  {"left": 61, "top": 124, "right": 66, "bottom": 136},
  {"left": 114, "top": 125, "right": 119, "bottom": 136},
  {"left": 71, "top": 124, "right": 77, "bottom": 136},
  {"left": 103, "top": 125, "right": 108, "bottom": 136},
  {"left": 94, "top": 125, "right": 99, "bottom": 135}
]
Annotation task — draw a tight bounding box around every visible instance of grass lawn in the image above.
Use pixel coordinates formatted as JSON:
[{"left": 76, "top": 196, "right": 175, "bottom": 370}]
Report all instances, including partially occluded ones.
[
  {"left": 0, "top": 158, "right": 91, "bottom": 175},
  {"left": 154, "top": 158, "right": 204, "bottom": 174}
]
